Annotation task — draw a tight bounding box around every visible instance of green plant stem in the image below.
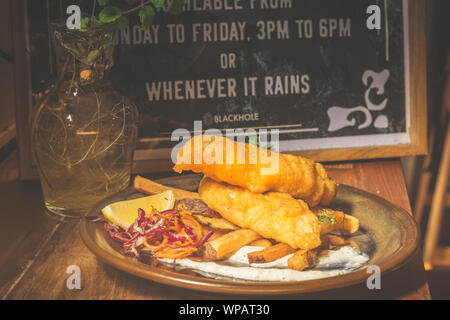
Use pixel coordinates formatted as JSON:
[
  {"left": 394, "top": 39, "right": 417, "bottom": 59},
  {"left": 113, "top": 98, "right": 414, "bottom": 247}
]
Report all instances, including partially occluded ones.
[
  {"left": 123, "top": 0, "right": 152, "bottom": 15},
  {"left": 91, "top": 0, "right": 97, "bottom": 20},
  {"left": 67, "top": 54, "right": 77, "bottom": 94}
]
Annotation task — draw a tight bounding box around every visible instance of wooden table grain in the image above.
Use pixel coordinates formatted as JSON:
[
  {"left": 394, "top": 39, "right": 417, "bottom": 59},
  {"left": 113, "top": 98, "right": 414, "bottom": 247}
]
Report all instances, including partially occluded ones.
[{"left": 0, "top": 154, "right": 431, "bottom": 299}]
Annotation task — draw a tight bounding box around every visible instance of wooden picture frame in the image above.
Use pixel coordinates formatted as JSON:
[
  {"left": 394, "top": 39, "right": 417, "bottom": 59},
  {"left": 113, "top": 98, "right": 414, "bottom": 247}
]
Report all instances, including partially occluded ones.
[
  {"left": 12, "top": 0, "right": 35, "bottom": 180},
  {"left": 13, "top": 0, "right": 428, "bottom": 179}
]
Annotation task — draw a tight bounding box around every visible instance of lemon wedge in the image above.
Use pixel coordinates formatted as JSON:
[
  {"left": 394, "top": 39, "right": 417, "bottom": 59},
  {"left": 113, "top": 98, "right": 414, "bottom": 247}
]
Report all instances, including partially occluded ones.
[{"left": 101, "top": 190, "right": 175, "bottom": 230}]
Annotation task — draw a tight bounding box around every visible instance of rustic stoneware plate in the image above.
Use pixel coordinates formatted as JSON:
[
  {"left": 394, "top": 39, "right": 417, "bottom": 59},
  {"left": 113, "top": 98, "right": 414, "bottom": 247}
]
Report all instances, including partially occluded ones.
[{"left": 79, "top": 174, "right": 420, "bottom": 295}]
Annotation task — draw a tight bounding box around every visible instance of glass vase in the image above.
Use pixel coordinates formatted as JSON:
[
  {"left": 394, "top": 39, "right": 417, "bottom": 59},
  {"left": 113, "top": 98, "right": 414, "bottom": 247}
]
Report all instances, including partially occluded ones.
[{"left": 32, "top": 24, "right": 139, "bottom": 218}]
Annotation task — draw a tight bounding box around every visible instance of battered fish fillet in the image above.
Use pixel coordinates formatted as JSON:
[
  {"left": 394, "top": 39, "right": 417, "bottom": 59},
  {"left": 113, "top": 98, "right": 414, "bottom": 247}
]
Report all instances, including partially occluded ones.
[
  {"left": 198, "top": 177, "right": 321, "bottom": 250},
  {"left": 173, "top": 135, "right": 337, "bottom": 207}
]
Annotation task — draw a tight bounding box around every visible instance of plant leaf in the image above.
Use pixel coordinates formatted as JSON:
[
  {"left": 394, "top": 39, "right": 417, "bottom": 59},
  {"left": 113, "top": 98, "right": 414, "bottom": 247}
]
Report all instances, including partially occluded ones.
[
  {"left": 138, "top": 5, "right": 155, "bottom": 30},
  {"left": 98, "top": 0, "right": 109, "bottom": 6},
  {"left": 87, "top": 50, "right": 100, "bottom": 63},
  {"left": 151, "top": 0, "right": 165, "bottom": 8},
  {"left": 168, "top": 0, "right": 186, "bottom": 15},
  {"left": 80, "top": 17, "right": 90, "bottom": 28},
  {"left": 98, "top": 6, "right": 122, "bottom": 23}
]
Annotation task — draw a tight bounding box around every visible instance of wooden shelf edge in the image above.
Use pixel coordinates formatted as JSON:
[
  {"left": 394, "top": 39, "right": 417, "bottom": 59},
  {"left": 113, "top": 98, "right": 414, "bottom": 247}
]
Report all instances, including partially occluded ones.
[
  {"left": 429, "top": 247, "right": 450, "bottom": 270},
  {"left": 0, "top": 123, "right": 16, "bottom": 150}
]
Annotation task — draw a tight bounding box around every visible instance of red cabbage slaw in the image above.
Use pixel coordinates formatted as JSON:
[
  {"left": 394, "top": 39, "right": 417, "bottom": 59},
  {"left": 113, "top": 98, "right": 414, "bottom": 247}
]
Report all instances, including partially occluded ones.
[{"left": 103, "top": 208, "right": 214, "bottom": 259}]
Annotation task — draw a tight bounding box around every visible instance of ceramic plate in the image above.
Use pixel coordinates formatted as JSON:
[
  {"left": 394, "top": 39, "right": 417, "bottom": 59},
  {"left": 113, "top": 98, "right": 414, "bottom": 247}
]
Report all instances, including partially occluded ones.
[{"left": 79, "top": 174, "right": 419, "bottom": 295}]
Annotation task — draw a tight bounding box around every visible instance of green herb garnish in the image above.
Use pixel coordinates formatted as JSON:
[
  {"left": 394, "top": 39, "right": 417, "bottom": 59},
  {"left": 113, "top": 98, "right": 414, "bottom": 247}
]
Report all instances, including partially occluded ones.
[
  {"left": 318, "top": 210, "right": 337, "bottom": 225},
  {"left": 248, "top": 136, "right": 275, "bottom": 151}
]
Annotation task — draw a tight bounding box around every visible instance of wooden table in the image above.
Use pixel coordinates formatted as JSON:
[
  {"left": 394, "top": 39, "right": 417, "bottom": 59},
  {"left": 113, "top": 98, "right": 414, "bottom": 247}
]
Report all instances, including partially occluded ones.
[{"left": 0, "top": 152, "right": 431, "bottom": 299}]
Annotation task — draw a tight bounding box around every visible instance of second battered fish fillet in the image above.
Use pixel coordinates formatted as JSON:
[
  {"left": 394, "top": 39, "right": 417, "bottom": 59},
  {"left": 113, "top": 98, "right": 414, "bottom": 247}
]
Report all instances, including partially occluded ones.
[
  {"left": 198, "top": 177, "right": 321, "bottom": 250},
  {"left": 173, "top": 135, "right": 336, "bottom": 207}
]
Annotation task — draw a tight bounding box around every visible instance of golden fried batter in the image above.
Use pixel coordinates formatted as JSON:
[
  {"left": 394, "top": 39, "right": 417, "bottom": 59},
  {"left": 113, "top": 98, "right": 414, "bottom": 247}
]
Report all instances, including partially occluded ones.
[
  {"left": 173, "top": 135, "right": 336, "bottom": 207},
  {"left": 198, "top": 177, "right": 322, "bottom": 250}
]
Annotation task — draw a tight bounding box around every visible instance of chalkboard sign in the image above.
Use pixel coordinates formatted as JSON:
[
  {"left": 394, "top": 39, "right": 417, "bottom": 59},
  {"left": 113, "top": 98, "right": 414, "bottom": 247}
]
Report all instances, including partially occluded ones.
[
  {"left": 17, "top": 0, "right": 427, "bottom": 178},
  {"left": 108, "top": 0, "right": 427, "bottom": 170}
]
